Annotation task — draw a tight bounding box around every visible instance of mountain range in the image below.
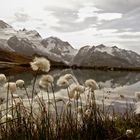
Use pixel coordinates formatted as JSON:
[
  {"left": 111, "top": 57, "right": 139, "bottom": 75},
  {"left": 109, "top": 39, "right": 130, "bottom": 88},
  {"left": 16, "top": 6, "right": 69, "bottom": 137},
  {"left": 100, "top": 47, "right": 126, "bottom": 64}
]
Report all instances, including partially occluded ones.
[{"left": 0, "top": 20, "right": 140, "bottom": 68}]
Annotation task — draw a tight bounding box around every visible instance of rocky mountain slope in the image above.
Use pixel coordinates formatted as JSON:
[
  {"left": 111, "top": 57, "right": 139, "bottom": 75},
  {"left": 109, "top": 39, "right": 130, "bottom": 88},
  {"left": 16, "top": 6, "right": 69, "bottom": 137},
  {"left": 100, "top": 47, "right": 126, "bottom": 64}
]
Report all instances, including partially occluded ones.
[
  {"left": 1, "top": 20, "right": 140, "bottom": 68},
  {"left": 72, "top": 44, "right": 140, "bottom": 67},
  {"left": 0, "top": 20, "right": 77, "bottom": 65}
]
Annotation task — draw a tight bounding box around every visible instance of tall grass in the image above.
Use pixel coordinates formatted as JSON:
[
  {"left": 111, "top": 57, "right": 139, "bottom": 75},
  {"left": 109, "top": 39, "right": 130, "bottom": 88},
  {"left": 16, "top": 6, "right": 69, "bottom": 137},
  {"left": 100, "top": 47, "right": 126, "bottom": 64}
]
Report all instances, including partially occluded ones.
[{"left": 0, "top": 57, "right": 140, "bottom": 140}]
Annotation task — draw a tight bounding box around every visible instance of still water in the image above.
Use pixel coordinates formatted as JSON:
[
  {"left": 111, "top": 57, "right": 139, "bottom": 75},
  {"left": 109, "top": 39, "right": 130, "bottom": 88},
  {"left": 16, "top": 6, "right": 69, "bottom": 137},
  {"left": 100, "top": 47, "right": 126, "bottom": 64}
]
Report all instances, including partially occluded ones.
[{"left": 1, "top": 67, "right": 140, "bottom": 112}]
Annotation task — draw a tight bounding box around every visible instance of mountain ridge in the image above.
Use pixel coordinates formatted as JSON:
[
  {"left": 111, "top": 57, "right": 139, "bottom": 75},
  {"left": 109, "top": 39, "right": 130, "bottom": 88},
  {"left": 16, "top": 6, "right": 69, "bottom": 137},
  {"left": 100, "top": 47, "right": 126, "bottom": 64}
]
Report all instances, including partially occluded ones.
[
  {"left": 0, "top": 19, "right": 140, "bottom": 69},
  {"left": 72, "top": 44, "right": 140, "bottom": 67}
]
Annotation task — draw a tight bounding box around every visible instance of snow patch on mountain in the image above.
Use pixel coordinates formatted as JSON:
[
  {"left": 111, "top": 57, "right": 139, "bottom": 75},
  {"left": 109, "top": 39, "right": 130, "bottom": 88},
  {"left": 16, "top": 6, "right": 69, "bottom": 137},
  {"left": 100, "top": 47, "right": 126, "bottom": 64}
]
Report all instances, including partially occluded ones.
[
  {"left": 17, "top": 29, "right": 42, "bottom": 40},
  {"left": 0, "top": 27, "right": 42, "bottom": 41},
  {"left": 72, "top": 44, "right": 140, "bottom": 67},
  {"left": 82, "top": 45, "right": 93, "bottom": 52},
  {"left": 41, "top": 37, "right": 78, "bottom": 64},
  {"left": 43, "top": 37, "right": 77, "bottom": 55},
  {"left": 95, "top": 46, "right": 114, "bottom": 56}
]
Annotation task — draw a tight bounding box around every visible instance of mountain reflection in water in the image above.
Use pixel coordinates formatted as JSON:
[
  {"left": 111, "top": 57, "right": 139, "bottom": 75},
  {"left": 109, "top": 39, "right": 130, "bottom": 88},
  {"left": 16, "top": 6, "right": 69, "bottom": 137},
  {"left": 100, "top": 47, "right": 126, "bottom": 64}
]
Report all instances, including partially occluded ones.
[
  {"left": 1, "top": 67, "right": 140, "bottom": 88},
  {"left": 0, "top": 67, "right": 140, "bottom": 112}
]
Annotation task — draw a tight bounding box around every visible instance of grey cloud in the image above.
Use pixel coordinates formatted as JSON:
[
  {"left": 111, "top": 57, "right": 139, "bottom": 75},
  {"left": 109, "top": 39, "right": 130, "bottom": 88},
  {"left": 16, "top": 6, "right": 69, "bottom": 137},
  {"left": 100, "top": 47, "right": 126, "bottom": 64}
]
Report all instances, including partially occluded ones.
[
  {"left": 52, "top": 17, "right": 97, "bottom": 32},
  {"left": 118, "top": 34, "right": 140, "bottom": 39},
  {"left": 97, "top": 7, "right": 140, "bottom": 32},
  {"left": 44, "top": 7, "right": 97, "bottom": 32},
  {"left": 43, "top": 0, "right": 140, "bottom": 33},
  {"left": 14, "top": 12, "right": 30, "bottom": 22},
  {"left": 93, "top": 0, "right": 140, "bottom": 14},
  {"left": 33, "top": 18, "right": 43, "bottom": 21},
  {"left": 45, "top": 7, "right": 79, "bottom": 22}
]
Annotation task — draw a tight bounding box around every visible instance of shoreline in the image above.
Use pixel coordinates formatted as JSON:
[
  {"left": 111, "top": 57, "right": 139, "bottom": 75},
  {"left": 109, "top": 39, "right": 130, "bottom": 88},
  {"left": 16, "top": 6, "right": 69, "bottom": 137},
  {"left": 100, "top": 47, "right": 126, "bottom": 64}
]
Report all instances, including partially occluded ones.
[{"left": 1, "top": 61, "right": 140, "bottom": 72}]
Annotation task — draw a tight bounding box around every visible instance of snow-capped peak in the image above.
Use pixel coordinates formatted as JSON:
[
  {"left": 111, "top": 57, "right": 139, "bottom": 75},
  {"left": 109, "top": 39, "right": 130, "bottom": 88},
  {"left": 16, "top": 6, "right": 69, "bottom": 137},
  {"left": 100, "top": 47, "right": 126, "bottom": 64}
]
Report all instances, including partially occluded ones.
[
  {"left": 95, "top": 44, "right": 114, "bottom": 56},
  {"left": 42, "top": 36, "right": 77, "bottom": 55},
  {"left": 0, "top": 20, "right": 12, "bottom": 29},
  {"left": 17, "top": 29, "right": 42, "bottom": 40},
  {"left": 40, "top": 36, "right": 78, "bottom": 64}
]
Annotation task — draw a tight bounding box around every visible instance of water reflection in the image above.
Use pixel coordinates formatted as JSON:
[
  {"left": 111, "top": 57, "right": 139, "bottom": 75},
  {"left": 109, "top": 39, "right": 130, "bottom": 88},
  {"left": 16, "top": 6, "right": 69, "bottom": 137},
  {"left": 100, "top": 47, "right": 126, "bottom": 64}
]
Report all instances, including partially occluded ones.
[
  {"left": 72, "top": 69, "right": 140, "bottom": 88},
  {"left": 0, "top": 67, "right": 140, "bottom": 111},
  {"left": 1, "top": 67, "right": 140, "bottom": 90}
]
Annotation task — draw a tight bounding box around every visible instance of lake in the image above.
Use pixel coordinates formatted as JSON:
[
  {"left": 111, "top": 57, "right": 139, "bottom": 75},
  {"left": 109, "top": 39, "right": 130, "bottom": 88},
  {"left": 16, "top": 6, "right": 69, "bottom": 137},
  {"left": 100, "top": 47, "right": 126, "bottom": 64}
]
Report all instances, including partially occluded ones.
[{"left": 0, "top": 67, "right": 140, "bottom": 113}]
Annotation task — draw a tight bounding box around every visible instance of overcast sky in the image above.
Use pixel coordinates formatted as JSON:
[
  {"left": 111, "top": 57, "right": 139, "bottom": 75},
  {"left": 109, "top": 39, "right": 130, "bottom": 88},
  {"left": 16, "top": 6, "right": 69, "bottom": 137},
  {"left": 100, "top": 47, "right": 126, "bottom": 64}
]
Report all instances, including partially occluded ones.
[{"left": 0, "top": 0, "right": 140, "bottom": 52}]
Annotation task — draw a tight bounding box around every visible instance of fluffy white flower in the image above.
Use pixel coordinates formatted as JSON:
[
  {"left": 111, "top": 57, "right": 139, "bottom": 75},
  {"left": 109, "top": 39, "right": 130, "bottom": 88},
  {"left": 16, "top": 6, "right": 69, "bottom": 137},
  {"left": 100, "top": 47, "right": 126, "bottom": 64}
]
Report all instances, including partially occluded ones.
[
  {"left": 0, "top": 74, "right": 6, "bottom": 82},
  {"left": 16, "top": 79, "right": 25, "bottom": 88},
  {"left": 85, "top": 79, "right": 98, "bottom": 90},
  {"left": 39, "top": 75, "right": 54, "bottom": 89},
  {"left": 69, "top": 85, "right": 84, "bottom": 99},
  {"left": 85, "top": 109, "right": 92, "bottom": 117},
  {"left": 73, "top": 85, "right": 85, "bottom": 93},
  {"left": 63, "top": 74, "right": 73, "bottom": 81},
  {"left": 40, "top": 75, "right": 54, "bottom": 83},
  {"left": 135, "top": 92, "right": 140, "bottom": 100},
  {"left": 4, "top": 82, "right": 17, "bottom": 93},
  {"left": 57, "top": 77, "right": 69, "bottom": 88},
  {"left": 126, "top": 129, "right": 133, "bottom": 138},
  {"left": 30, "top": 57, "right": 50, "bottom": 72}
]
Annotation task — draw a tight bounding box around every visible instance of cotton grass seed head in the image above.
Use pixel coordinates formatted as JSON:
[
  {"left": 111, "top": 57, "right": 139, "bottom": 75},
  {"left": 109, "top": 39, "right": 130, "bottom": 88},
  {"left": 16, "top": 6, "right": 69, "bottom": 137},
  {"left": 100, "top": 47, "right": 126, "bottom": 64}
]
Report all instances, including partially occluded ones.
[
  {"left": 126, "top": 129, "right": 133, "bottom": 138},
  {"left": 85, "top": 79, "right": 98, "bottom": 91},
  {"left": 41, "top": 75, "right": 54, "bottom": 83},
  {"left": 63, "top": 74, "right": 73, "bottom": 81},
  {"left": 74, "top": 85, "right": 85, "bottom": 93},
  {"left": 69, "top": 85, "right": 84, "bottom": 99},
  {"left": 4, "top": 82, "right": 17, "bottom": 93},
  {"left": 85, "top": 109, "right": 92, "bottom": 117},
  {"left": 57, "top": 77, "right": 69, "bottom": 88},
  {"left": 16, "top": 79, "right": 25, "bottom": 88},
  {"left": 39, "top": 75, "right": 54, "bottom": 89},
  {"left": 39, "top": 80, "right": 50, "bottom": 89},
  {"left": 0, "top": 74, "right": 6, "bottom": 82},
  {"left": 135, "top": 92, "right": 140, "bottom": 100},
  {"left": 30, "top": 57, "right": 50, "bottom": 72}
]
